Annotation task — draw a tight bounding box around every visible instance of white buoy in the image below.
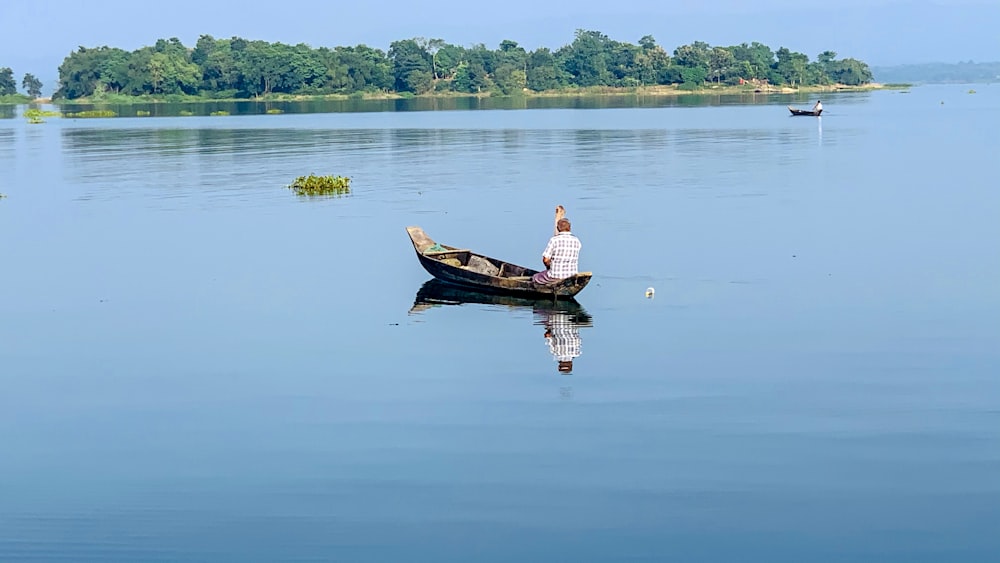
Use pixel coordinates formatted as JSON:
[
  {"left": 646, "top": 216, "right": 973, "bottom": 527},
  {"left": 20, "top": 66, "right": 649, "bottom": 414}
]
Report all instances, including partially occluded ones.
[{"left": 645, "top": 287, "right": 655, "bottom": 299}]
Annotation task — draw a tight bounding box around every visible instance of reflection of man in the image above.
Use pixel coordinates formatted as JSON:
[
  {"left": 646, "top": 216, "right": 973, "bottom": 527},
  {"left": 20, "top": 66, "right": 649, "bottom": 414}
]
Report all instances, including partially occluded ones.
[{"left": 542, "top": 311, "right": 581, "bottom": 373}]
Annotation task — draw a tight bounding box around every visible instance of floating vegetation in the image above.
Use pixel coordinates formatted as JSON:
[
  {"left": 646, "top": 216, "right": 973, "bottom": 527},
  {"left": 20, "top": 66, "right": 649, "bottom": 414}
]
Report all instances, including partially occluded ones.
[
  {"left": 179, "top": 110, "right": 194, "bottom": 116},
  {"left": 137, "top": 110, "right": 151, "bottom": 116},
  {"left": 0, "top": 193, "right": 6, "bottom": 199},
  {"left": 64, "top": 110, "right": 117, "bottom": 118},
  {"left": 23, "top": 108, "right": 61, "bottom": 124},
  {"left": 968, "top": 89, "right": 977, "bottom": 94},
  {"left": 287, "top": 174, "right": 351, "bottom": 197},
  {"left": 209, "top": 110, "right": 230, "bottom": 116},
  {"left": 265, "top": 108, "right": 284, "bottom": 114}
]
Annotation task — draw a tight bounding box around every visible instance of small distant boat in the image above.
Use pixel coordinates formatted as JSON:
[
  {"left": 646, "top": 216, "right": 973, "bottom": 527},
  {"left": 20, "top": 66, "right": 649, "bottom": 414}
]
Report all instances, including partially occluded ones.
[
  {"left": 789, "top": 106, "right": 822, "bottom": 116},
  {"left": 406, "top": 226, "right": 592, "bottom": 299}
]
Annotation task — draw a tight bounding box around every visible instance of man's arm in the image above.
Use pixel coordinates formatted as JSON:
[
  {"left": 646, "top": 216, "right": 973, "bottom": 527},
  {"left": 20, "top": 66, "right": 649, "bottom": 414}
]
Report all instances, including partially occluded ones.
[
  {"left": 541, "top": 237, "right": 555, "bottom": 269},
  {"left": 553, "top": 205, "right": 565, "bottom": 236}
]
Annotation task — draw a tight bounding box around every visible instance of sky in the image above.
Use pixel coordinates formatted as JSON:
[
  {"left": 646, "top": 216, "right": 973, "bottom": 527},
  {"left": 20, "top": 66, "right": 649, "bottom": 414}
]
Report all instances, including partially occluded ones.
[{"left": 2, "top": 0, "right": 997, "bottom": 90}]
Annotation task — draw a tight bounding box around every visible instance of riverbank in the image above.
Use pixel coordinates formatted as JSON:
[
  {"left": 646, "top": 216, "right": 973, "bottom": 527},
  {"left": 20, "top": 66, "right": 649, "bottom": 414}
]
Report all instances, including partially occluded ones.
[{"left": 47, "top": 82, "right": 900, "bottom": 106}]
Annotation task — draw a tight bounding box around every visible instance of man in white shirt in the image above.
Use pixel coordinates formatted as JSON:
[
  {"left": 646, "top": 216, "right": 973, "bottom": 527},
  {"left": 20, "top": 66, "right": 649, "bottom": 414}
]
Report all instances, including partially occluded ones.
[{"left": 532, "top": 206, "right": 582, "bottom": 284}]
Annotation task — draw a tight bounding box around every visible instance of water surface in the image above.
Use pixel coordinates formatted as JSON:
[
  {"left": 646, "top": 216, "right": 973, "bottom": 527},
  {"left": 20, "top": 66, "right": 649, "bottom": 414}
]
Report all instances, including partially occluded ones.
[{"left": 1, "top": 85, "right": 998, "bottom": 562}]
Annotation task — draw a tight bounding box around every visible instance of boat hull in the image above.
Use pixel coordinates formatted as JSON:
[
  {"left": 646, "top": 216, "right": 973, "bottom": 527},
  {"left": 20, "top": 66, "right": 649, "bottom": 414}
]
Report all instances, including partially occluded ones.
[
  {"left": 407, "top": 226, "right": 591, "bottom": 299},
  {"left": 789, "top": 106, "right": 822, "bottom": 116}
]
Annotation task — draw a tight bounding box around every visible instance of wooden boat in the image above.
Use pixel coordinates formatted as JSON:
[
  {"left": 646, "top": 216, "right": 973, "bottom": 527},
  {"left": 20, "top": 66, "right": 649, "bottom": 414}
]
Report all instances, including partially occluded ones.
[
  {"left": 406, "top": 226, "right": 592, "bottom": 299},
  {"left": 788, "top": 106, "right": 822, "bottom": 116}
]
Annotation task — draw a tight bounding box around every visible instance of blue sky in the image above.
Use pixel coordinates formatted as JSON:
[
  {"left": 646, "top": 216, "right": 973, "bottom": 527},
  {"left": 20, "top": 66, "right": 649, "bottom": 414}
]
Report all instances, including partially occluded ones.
[{"left": 2, "top": 0, "right": 996, "bottom": 89}]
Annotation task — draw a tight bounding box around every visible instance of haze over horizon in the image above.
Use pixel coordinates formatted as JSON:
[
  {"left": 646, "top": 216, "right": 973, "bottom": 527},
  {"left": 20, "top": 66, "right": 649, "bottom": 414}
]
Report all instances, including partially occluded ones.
[{"left": 2, "top": 0, "right": 997, "bottom": 90}]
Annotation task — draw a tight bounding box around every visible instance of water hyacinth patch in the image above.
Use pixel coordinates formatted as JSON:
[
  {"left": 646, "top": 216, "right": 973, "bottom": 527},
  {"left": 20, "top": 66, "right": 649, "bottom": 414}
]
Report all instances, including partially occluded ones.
[
  {"left": 23, "top": 108, "right": 61, "bottom": 124},
  {"left": 64, "top": 110, "right": 117, "bottom": 118},
  {"left": 287, "top": 174, "right": 351, "bottom": 197}
]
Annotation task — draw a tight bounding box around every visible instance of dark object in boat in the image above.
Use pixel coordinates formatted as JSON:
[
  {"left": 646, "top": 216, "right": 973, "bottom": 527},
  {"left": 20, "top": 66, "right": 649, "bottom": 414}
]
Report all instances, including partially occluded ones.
[
  {"left": 788, "top": 106, "right": 823, "bottom": 116},
  {"left": 406, "top": 226, "right": 592, "bottom": 299}
]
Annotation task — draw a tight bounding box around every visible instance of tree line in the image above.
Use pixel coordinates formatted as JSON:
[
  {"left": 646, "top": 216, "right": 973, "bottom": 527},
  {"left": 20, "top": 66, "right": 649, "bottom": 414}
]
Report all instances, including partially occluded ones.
[
  {"left": 0, "top": 67, "right": 42, "bottom": 98},
  {"left": 47, "top": 30, "right": 874, "bottom": 100}
]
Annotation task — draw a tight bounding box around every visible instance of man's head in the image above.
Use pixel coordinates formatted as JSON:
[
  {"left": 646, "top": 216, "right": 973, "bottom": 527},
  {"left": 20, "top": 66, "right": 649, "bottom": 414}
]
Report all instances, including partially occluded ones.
[{"left": 556, "top": 218, "right": 571, "bottom": 232}]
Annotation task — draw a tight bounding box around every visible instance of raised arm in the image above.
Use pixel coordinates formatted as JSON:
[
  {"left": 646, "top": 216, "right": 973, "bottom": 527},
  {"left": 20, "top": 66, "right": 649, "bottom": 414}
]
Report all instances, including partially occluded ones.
[{"left": 553, "top": 205, "right": 565, "bottom": 236}]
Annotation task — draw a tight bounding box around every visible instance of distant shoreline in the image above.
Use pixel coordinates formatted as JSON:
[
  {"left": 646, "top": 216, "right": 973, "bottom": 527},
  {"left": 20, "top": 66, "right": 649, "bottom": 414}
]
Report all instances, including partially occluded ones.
[{"left": 40, "top": 83, "right": 900, "bottom": 106}]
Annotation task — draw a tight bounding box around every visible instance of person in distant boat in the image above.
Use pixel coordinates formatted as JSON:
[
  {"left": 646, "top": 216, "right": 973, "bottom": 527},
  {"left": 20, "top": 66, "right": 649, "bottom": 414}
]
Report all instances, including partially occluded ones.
[
  {"left": 532, "top": 205, "right": 582, "bottom": 284},
  {"left": 813, "top": 100, "right": 823, "bottom": 112}
]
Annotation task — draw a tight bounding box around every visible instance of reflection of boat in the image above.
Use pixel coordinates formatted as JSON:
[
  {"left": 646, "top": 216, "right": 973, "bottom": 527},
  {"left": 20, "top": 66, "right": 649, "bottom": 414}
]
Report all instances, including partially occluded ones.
[
  {"left": 410, "top": 280, "right": 592, "bottom": 373},
  {"left": 411, "top": 279, "right": 592, "bottom": 324},
  {"left": 406, "top": 226, "right": 592, "bottom": 299},
  {"left": 788, "top": 106, "right": 822, "bottom": 116}
]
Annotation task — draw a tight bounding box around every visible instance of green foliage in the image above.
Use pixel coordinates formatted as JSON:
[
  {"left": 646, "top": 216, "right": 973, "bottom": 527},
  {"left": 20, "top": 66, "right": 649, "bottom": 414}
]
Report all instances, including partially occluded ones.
[
  {"left": 265, "top": 108, "right": 284, "bottom": 114},
  {"left": 209, "top": 110, "right": 230, "bottom": 116},
  {"left": 0, "top": 67, "right": 16, "bottom": 95},
  {"left": 137, "top": 110, "right": 151, "bottom": 116},
  {"left": 0, "top": 93, "right": 31, "bottom": 105},
  {"left": 21, "top": 73, "right": 43, "bottom": 98},
  {"left": 287, "top": 174, "right": 351, "bottom": 196},
  {"left": 23, "top": 108, "right": 60, "bottom": 123},
  {"left": 48, "top": 33, "right": 874, "bottom": 101},
  {"left": 63, "top": 110, "right": 117, "bottom": 118},
  {"left": 179, "top": 109, "right": 195, "bottom": 116},
  {"left": 824, "top": 58, "right": 873, "bottom": 86},
  {"left": 680, "top": 66, "right": 707, "bottom": 88}
]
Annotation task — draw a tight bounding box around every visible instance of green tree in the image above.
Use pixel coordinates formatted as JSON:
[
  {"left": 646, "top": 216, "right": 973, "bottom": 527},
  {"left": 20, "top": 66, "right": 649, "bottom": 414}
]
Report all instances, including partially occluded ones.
[
  {"left": 606, "top": 40, "right": 641, "bottom": 85},
  {"left": 323, "top": 45, "right": 393, "bottom": 93},
  {"left": 773, "top": 47, "right": 809, "bottom": 85},
  {"left": 125, "top": 44, "right": 200, "bottom": 95},
  {"left": 563, "top": 29, "right": 612, "bottom": 87},
  {"left": 452, "top": 60, "right": 492, "bottom": 93},
  {"left": 673, "top": 41, "right": 711, "bottom": 69},
  {"left": 198, "top": 37, "right": 240, "bottom": 93},
  {"left": 54, "top": 46, "right": 131, "bottom": 98},
  {"left": 680, "top": 66, "right": 707, "bottom": 88},
  {"left": 433, "top": 43, "right": 464, "bottom": 80},
  {"left": 709, "top": 47, "right": 736, "bottom": 84},
  {"left": 0, "top": 67, "right": 16, "bottom": 95},
  {"left": 416, "top": 38, "right": 446, "bottom": 80},
  {"left": 827, "top": 58, "right": 873, "bottom": 85},
  {"left": 493, "top": 64, "right": 526, "bottom": 94},
  {"left": 727, "top": 42, "right": 774, "bottom": 80},
  {"left": 388, "top": 39, "right": 433, "bottom": 93},
  {"left": 21, "top": 73, "right": 43, "bottom": 98},
  {"left": 525, "top": 48, "right": 565, "bottom": 91}
]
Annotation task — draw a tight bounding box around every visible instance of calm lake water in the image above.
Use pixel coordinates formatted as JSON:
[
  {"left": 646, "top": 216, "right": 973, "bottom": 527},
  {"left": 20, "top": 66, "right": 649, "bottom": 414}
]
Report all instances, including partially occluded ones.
[{"left": 1, "top": 86, "right": 998, "bottom": 562}]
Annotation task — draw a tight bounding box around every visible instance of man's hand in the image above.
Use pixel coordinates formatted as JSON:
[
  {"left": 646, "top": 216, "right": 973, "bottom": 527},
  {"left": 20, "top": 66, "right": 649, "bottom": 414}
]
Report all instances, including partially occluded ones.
[{"left": 555, "top": 205, "right": 566, "bottom": 221}]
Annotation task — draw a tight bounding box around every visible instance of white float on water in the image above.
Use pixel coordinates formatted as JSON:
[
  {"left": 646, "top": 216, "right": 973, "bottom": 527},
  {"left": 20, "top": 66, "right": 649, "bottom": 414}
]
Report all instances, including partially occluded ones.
[{"left": 645, "top": 287, "right": 655, "bottom": 298}]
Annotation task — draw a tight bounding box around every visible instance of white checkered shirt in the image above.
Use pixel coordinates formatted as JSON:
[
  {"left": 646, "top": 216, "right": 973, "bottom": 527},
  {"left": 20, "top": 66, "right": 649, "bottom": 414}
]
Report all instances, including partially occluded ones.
[{"left": 542, "top": 232, "right": 581, "bottom": 279}]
